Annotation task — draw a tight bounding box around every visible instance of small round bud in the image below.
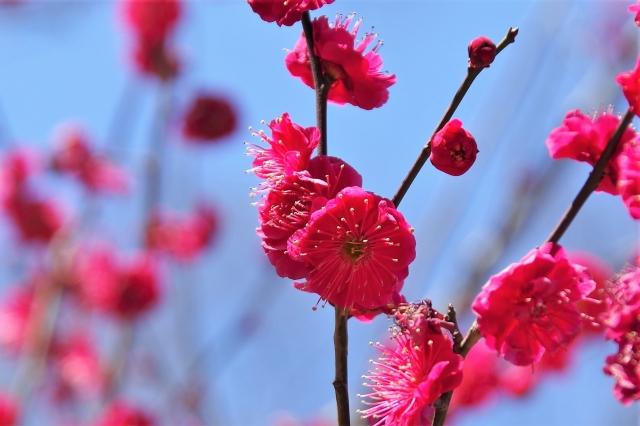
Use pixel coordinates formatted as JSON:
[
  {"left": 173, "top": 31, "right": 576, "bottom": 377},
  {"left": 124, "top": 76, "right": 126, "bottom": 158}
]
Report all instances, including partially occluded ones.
[
  {"left": 468, "top": 36, "right": 497, "bottom": 68},
  {"left": 430, "top": 119, "right": 478, "bottom": 176}
]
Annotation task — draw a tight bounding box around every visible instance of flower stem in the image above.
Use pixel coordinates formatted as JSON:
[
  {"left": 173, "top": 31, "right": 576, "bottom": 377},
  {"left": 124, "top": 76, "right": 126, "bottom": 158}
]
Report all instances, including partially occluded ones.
[
  {"left": 392, "top": 27, "right": 518, "bottom": 207},
  {"left": 546, "top": 107, "right": 635, "bottom": 244},
  {"left": 301, "top": 11, "right": 350, "bottom": 424}
]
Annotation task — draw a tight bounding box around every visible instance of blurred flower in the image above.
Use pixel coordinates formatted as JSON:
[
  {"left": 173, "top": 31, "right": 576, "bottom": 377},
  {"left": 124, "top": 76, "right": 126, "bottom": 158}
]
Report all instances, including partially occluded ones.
[
  {"left": 0, "top": 148, "right": 40, "bottom": 193},
  {"left": 121, "top": 0, "right": 182, "bottom": 80},
  {"left": 289, "top": 186, "right": 415, "bottom": 311},
  {"left": 617, "top": 59, "right": 640, "bottom": 117},
  {"left": 629, "top": 2, "right": 640, "bottom": 27},
  {"left": 247, "top": 113, "right": 319, "bottom": 189},
  {"left": 472, "top": 243, "right": 595, "bottom": 366},
  {"left": 602, "top": 267, "right": 640, "bottom": 403},
  {"left": 0, "top": 393, "right": 19, "bottom": 426},
  {"left": 3, "top": 193, "right": 64, "bottom": 244},
  {"left": 468, "top": 36, "right": 496, "bottom": 68},
  {"left": 51, "top": 331, "right": 103, "bottom": 402},
  {"left": 285, "top": 15, "right": 396, "bottom": 110},
  {"left": 569, "top": 252, "right": 613, "bottom": 334},
  {"left": 96, "top": 401, "right": 154, "bottom": 426},
  {"left": 75, "top": 248, "right": 160, "bottom": 321},
  {"left": 182, "top": 94, "right": 238, "bottom": 143},
  {"left": 545, "top": 110, "right": 637, "bottom": 194},
  {"left": 430, "top": 119, "right": 478, "bottom": 176},
  {"left": 450, "top": 340, "right": 500, "bottom": 410},
  {"left": 145, "top": 205, "right": 218, "bottom": 261},
  {"left": 617, "top": 138, "right": 640, "bottom": 220},
  {"left": 247, "top": 0, "right": 334, "bottom": 26},
  {"left": 0, "top": 286, "right": 34, "bottom": 354},
  {"left": 258, "top": 156, "right": 361, "bottom": 279},
  {"left": 52, "top": 125, "right": 128, "bottom": 194},
  {"left": 360, "top": 327, "right": 463, "bottom": 425}
]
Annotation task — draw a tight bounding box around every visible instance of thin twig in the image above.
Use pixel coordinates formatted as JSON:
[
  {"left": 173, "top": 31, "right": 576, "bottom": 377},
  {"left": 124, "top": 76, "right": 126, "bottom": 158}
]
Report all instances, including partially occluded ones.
[
  {"left": 392, "top": 27, "right": 519, "bottom": 207},
  {"left": 301, "top": 11, "right": 350, "bottom": 424}
]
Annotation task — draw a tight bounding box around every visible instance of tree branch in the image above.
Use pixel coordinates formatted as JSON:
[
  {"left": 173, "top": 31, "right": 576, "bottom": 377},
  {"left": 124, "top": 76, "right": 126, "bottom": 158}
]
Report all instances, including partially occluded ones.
[{"left": 392, "top": 27, "right": 518, "bottom": 207}]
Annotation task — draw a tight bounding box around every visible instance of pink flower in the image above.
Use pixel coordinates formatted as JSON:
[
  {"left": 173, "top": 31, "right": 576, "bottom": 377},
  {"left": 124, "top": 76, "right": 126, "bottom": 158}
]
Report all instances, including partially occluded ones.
[
  {"left": 259, "top": 156, "right": 362, "bottom": 279},
  {"left": 472, "top": 243, "right": 595, "bottom": 366},
  {"left": 360, "top": 330, "right": 463, "bottom": 425},
  {"left": 122, "top": 0, "right": 181, "bottom": 44},
  {"left": 545, "top": 110, "right": 638, "bottom": 194},
  {"left": 630, "top": 2, "right": 640, "bottom": 26},
  {"left": 0, "top": 286, "right": 34, "bottom": 354},
  {"left": 247, "top": 0, "right": 334, "bottom": 26},
  {"left": 468, "top": 36, "right": 496, "bottom": 68},
  {"left": 146, "top": 205, "right": 218, "bottom": 261},
  {"left": 285, "top": 15, "right": 396, "bottom": 110},
  {"left": 569, "top": 252, "right": 613, "bottom": 334},
  {"left": 121, "top": 0, "right": 182, "bottom": 80},
  {"left": 0, "top": 148, "right": 39, "bottom": 192},
  {"left": 450, "top": 339, "right": 500, "bottom": 410},
  {"left": 51, "top": 332, "right": 103, "bottom": 401},
  {"left": 182, "top": 94, "right": 238, "bottom": 143},
  {"left": 617, "top": 138, "right": 640, "bottom": 220},
  {"left": 0, "top": 394, "right": 18, "bottom": 426},
  {"left": 601, "top": 267, "right": 640, "bottom": 403},
  {"left": 4, "top": 193, "right": 64, "bottom": 244},
  {"left": 617, "top": 59, "right": 640, "bottom": 116},
  {"left": 289, "top": 187, "right": 415, "bottom": 311},
  {"left": 247, "top": 113, "right": 319, "bottom": 187},
  {"left": 52, "top": 126, "right": 128, "bottom": 194},
  {"left": 96, "top": 401, "right": 154, "bottom": 426},
  {"left": 430, "top": 119, "right": 478, "bottom": 176},
  {"left": 75, "top": 248, "right": 160, "bottom": 321}
]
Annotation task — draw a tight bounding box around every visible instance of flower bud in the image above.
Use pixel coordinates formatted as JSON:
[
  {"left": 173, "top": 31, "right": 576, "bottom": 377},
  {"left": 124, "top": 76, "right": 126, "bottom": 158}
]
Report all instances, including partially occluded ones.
[
  {"left": 430, "top": 119, "right": 478, "bottom": 176},
  {"left": 468, "top": 36, "right": 496, "bottom": 68}
]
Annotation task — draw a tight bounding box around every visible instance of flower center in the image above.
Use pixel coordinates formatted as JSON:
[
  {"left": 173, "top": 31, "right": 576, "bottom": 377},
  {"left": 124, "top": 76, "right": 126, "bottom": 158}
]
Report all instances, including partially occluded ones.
[{"left": 343, "top": 238, "right": 367, "bottom": 262}]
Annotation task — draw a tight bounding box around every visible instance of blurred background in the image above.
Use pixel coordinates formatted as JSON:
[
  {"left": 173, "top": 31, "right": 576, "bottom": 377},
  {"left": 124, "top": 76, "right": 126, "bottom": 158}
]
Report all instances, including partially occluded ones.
[{"left": 0, "top": 0, "right": 638, "bottom": 425}]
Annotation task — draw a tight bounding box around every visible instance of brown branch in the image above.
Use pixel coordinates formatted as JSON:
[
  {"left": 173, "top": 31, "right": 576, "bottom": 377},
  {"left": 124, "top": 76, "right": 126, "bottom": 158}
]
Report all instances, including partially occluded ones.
[
  {"left": 392, "top": 27, "right": 519, "bottom": 207},
  {"left": 301, "top": 12, "right": 331, "bottom": 155},
  {"left": 546, "top": 108, "right": 635, "bottom": 244},
  {"left": 301, "top": 11, "right": 349, "bottom": 424}
]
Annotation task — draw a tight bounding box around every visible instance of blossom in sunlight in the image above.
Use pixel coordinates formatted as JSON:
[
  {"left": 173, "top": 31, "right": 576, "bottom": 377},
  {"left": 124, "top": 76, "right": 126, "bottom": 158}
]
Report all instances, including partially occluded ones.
[
  {"left": 617, "top": 138, "right": 640, "bottom": 220},
  {"left": 0, "top": 393, "right": 18, "bottom": 426},
  {"left": 286, "top": 15, "right": 396, "bottom": 110},
  {"left": 3, "top": 193, "right": 64, "bottom": 244},
  {"left": 258, "top": 156, "right": 362, "bottom": 279},
  {"left": 97, "top": 401, "right": 154, "bottom": 426},
  {"left": 545, "top": 110, "right": 638, "bottom": 194},
  {"left": 146, "top": 205, "right": 218, "bottom": 261},
  {"left": 247, "top": 0, "right": 334, "bottom": 26},
  {"left": 472, "top": 243, "right": 595, "bottom": 366},
  {"left": 52, "top": 125, "right": 128, "bottom": 194},
  {"left": 247, "top": 113, "right": 320, "bottom": 188},
  {"left": 468, "top": 36, "right": 496, "bottom": 68},
  {"left": 430, "top": 119, "right": 478, "bottom": 176},
  {"left": 289, "top": 187, "right": 415, "bottom": 311},
  {"left": 75, "top": 248, "right": 160, "bottom": 321},
  {"left": 360, "top": 329, "right": 463, "bottom": 425},
  {"left": 182, "top": 94, "right": 238, "bottom": 143},
  {"left": 617, "top": 59, "right": 640, "bottom": 116}
]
